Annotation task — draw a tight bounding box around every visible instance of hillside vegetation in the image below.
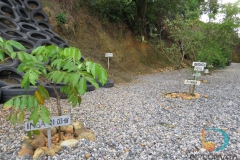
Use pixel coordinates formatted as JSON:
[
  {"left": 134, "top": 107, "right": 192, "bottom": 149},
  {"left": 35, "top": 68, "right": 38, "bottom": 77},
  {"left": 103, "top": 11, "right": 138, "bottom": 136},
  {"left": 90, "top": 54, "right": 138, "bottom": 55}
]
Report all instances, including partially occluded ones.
[
  {"left": 40, "top": 0, "right": 240, "bottom": 83},
  {"left": 40, "top": 0, "right": 173, "bottom": 84}
]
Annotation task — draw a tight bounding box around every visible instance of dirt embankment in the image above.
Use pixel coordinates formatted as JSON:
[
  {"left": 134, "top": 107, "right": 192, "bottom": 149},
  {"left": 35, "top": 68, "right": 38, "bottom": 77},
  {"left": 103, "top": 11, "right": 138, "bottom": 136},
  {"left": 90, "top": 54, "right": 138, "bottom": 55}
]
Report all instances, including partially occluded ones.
[{"left": 40, "top": 0, "right": 172, "bottom": 84}]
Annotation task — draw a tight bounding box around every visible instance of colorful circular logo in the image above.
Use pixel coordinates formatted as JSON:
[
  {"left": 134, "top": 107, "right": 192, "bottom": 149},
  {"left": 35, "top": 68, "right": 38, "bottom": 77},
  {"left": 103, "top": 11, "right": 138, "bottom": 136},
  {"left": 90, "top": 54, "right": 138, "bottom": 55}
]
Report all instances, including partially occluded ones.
[{"left": 201, "top": 128, "right": 229, "bottom": 152}]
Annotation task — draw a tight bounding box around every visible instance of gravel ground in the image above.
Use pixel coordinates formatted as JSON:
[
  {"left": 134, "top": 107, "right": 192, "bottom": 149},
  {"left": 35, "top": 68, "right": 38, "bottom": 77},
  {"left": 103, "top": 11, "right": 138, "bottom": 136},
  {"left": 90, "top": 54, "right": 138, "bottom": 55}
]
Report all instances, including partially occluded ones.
[{"left": 0, "top": 63, "right": 239, "bottom": 160}]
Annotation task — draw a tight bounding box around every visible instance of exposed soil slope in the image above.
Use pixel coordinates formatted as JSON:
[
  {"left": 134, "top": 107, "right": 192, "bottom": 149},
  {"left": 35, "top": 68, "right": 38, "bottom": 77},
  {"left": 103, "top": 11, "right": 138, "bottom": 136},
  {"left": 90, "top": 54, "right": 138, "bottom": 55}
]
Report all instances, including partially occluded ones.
[{"left": 40, "top": 0, "right": 172, "bottom": 84}]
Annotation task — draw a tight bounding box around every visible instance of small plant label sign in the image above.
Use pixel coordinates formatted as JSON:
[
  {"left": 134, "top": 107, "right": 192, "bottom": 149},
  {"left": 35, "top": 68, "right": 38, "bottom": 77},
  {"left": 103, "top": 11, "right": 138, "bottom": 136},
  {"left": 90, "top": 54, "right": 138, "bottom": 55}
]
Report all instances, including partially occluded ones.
[
  {"left": 194, "top": 66, "right": 205, "bottom": 71},
  {"left": 192, "top": 62, "right": 207, "bottom": 67},
  {"left": 105, "top": 53, "right": 113, "bottom": 69},
  {"left": 25, "top": 115, "right": 71, "bottom": 131},
  {"left": 105, "top": 53, "right": 113, "bottom": 57},
  {"left": 25, "top": 115, "right": 71, "bottom": 149},
  {"left": 184, "top": 80, "right": 201, "bottom": 85}
]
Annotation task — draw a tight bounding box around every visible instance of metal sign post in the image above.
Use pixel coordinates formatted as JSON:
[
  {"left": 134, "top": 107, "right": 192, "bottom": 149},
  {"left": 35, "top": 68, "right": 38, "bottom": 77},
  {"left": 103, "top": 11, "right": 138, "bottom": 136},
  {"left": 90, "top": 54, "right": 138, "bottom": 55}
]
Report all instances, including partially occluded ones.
[
  {"left": 105, "top": 53, "right": 113, "bottom": 70},
  {"left": 185, "top": 62, "right": 207, "bottom": 95}
]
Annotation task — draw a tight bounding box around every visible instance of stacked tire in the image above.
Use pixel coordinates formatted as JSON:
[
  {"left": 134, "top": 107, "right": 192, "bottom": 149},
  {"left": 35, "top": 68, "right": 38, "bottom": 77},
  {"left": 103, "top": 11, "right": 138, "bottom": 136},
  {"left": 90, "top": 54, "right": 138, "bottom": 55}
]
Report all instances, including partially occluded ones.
[{"left": 0, "top": 0, "right": 114, "bottom": 103}]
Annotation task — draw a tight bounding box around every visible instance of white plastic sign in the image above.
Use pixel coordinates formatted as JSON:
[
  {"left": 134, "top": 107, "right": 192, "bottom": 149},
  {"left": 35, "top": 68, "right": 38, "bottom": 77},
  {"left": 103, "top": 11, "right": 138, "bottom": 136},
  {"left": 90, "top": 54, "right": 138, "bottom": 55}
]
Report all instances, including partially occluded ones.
[
  {"left": 105, "top": 53, "right": 113, "bottom": 57},
  {"left": 194, "top": 66, "right": 205, "bottom": 71},
  {"left": 25, "top": 115, "right": 71, "bottom": 131},
  {"left": 184, "top": 80, "right": 201, "bottom": 85},
  {"left": 192, "top": 62, "right": 206, "bottom": 67}
]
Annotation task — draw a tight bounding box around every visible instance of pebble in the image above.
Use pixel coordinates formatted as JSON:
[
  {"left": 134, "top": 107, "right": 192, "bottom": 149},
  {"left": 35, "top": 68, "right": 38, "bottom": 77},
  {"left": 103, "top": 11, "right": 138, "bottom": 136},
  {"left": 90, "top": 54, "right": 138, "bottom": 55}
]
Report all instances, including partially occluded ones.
[{"left": 0, "top": 64, "right": 240, "bottom": 159}]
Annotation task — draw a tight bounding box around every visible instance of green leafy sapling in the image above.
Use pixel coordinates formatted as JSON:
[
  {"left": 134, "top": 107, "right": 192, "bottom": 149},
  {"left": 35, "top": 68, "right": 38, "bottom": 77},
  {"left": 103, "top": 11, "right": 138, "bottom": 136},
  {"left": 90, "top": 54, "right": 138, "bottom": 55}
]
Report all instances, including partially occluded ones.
[{"left": 1, "top": 37, "right": 108, "bottom": 140}]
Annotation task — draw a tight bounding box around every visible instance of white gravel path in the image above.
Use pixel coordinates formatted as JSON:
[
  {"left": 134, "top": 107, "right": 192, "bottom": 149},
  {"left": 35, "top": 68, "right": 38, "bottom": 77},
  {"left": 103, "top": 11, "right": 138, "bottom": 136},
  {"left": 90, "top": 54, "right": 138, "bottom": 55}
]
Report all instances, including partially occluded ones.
[{"left": 0, "top": 63, "right": 239, "bottom": 160}]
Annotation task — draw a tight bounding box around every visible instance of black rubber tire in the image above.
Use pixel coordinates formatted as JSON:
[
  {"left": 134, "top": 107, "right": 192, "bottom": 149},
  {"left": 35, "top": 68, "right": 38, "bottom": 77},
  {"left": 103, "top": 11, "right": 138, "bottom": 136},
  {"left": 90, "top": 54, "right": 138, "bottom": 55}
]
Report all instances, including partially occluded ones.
[
  {"left": 0, "top": 66, "right": 24, "bottom": 87},
  {"left": 15, "top": 5, "right": 31, "bottom": 22},
  {"left": 0, "top": 29, "right": 28, "bottom": 39},
  {"left": 0, "top": 15, "right": 20, "bottom": 31},
  {"left": 0, "top": 54, "right": 19, "bottom": 68},
  {"left": 0, "top": 84, "right": 37, "bottom": 103},
  {"left": 50, "top": 34, "right": 67, "bottom": 45},
  {"left": 12, "top": 0, "right": 26, "bottom": 8},
  {"left": 24, "top": 0, "right": 42, "bottom": 11},
  {"left": 11, "top": 37, "right": 36, "bottom": 53},
  {"left": 0, "top": 0, "right": 15, "bottom": 7},
  {"left": 59, "top": 43, "right": 69, "bottom": 48},
  {"left": 30, "top": 9, "right": 48, "bottom": 22},
  {"left": 36, "top": 40, "right": 57, "bottom": 47},
  {"left": 45, "top": 82, "right": 95, "bottom": 99},
  {"left": 97, "top": 79, "right": 114, "bottom": 88},
  {"left": 18, "top": 22, "right": 41, "bottom": 33},
  {"left": 0, "top": 2, "right": 20, "bottom": 22},
  {"left": 26, "top": 31, "right": 50, "bottom": 43},
  {"left": 34, "top": 20, "right": 52, "bottom": 31},
  {"left": 41, "top": 28, "right": 59, "bottom": 37}
]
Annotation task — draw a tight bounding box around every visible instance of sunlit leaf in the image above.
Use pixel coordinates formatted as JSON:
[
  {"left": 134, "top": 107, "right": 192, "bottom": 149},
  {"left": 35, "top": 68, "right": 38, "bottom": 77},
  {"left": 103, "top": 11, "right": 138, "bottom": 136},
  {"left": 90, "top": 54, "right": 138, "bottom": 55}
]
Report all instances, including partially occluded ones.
[
  {"left": 77, "top": 77, "right": 87, "bottom": 95},
  {"left": 71, "top": 73, "right": 80, "bottom": 87},
  {"left": 20, "top": 96, "right": 28, "bottom": 111},
  {"left": 19, "top": 111, "right": 25, "bottom": 124},
  {"left": 11, "top": 112, "right": 18, "bottom": 125},
  {"left": 85, "top": 77, "right": 99, "bottom": 89},
  {"left": 8, "top": 40, "right": 25, "bottom": 50},
  {"left": 5, "top": 43, "right": 13, "bottom": 53},
  {"left": 3, "top": 99, "right": 13, "bottom": 110},
  {"left": 37, "top": 85, "right": 50, "bottom": 99},
  {"left": 27, "top": 96, "right": 35, "bottom": 111},
  {"left": 14, "top": 97, "right": 21, "bottom": 109},
  {"left": 72, "top": 96, "right": 78, "bottom": 107}
]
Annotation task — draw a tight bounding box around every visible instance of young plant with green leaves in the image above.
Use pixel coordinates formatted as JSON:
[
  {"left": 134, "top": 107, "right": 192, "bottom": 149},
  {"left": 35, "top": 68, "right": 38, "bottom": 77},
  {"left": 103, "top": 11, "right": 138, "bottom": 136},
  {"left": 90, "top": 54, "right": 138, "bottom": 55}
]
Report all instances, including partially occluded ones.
[{"left": 1, "top": 37, "right": 108, "bottom": 140}]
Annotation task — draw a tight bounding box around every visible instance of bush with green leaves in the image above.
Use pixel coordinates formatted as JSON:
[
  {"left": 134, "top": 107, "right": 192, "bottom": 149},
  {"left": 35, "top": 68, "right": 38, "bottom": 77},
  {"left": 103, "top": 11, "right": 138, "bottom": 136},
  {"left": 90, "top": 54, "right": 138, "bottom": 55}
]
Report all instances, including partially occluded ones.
[
  {"left": 0, "top": 37, "right": 108, "bottom": 139},
  {"left": 56, "top": 12, "right": 67, "bottom": 25}
]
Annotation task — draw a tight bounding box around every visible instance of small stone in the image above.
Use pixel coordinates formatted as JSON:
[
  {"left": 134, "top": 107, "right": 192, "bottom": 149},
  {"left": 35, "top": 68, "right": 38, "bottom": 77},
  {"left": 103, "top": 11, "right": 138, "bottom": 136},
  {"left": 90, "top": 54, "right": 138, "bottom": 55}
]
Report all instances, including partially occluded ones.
[
  {"left": 85, "top": 153, "right": 91, "bottom": 159},
  {"left": 65, "top": 125, "right": 74, "bottom": 134},
  {"left": 74, "top": 128, "right": 89, "bottom": 136},
  {"left": 33, "top": 148, "right": 44, "bottom": 159},
  {"left": 199, "top": 148, "right": 206, "bottom": 152},
  {"left": 45, "top": 148, "right": 55, "bottom": 156},
  {"left": 42, "top": 127, "right": 57, "bottom": 137},
  {"left": 51, "top": 144, "right": 61, "bottom": 153},
  {"left": 30, "top": 132, "right": 46, "bottom": 150},
  {"left": 125, "top": 148, "right": 130, "bottom": 152},
  {"left": 72, "top": 121, "right": 85, "bottom": 130},
  {"left": 60, "top": 139, "right": 79, "bottom": 148},
  {"left": 203, "top": 95, "right": 208, "bottom": 98},
  {"left": 141, "top": 143, "right": 145, "bottom": 146},
  {"left": 77, "top": 131, "right": 95, "bottom": 142},
  {"left": 18, "top": 141, "right": 34, "bottom": 157}
]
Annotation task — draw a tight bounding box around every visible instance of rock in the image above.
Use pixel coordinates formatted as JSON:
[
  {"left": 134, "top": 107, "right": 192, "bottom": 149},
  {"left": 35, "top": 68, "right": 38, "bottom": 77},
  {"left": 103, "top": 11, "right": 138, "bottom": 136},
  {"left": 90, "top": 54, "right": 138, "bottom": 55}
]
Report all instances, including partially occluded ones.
[
  {"left": 30, "top": 132, "right": 46, "bottom": 150},
  {"left": 63, "top": 133, "right": 75, "bottom": 140},
  {"left": 72, "top": 121, "right": 85, "bottom": 130},
  {"left": 60, "top": 139, "right": 79, "bottom": 147},
  {"left": 77, "top": 131, "right": 95, "bottom": 142},
  {"left": 18, "top": 139, "right": 34, "bottom": 157},
  {"left": 74, "top": 128, "right": 89, "bottom": 136},
  {"left": 203, "top": 95, "right": 208, "bottom": 98},
  {"left": 60, "top": 126, "right": 67, "bottom": 132},
  {"left": 85, "top": 153, "right": 91, "bottom": 159},
  {"left": 33, "top": 148, "right": 44, "bottom": 160},
  {"left": 51, "top": 144, "right": 61, "bottom": 153},
  {"left": 42, "top": 127, "right": 57, "bottom": 137},
  {"left": 45, "top": 148, "right": 55, "bottom": 156},
  {"left": 65, "top": 125, "right": 74, "bottom": 134}
]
